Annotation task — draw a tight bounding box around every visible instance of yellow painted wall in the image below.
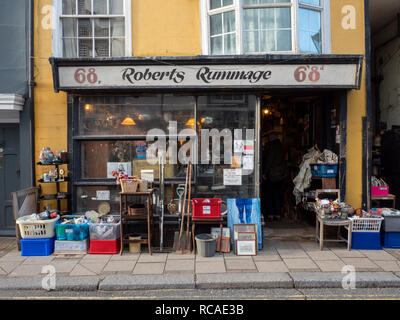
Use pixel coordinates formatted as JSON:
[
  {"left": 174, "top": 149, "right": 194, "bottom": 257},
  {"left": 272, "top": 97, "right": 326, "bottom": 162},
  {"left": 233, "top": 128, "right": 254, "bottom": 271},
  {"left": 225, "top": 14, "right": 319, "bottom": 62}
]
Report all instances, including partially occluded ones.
[{"left": 330, "top": 0, "right": 366, "bottom": 208}]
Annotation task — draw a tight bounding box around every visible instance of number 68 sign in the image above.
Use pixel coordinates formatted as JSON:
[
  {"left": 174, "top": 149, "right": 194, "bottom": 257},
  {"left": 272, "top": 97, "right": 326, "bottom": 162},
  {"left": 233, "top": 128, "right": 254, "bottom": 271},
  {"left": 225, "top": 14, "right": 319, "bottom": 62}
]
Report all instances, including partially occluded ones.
[
  {"left": 294, "top": 65, "right": 323, "bottom": 83},
  {"left": 74, "top": 68, "right": 99, "bottom": 84}
]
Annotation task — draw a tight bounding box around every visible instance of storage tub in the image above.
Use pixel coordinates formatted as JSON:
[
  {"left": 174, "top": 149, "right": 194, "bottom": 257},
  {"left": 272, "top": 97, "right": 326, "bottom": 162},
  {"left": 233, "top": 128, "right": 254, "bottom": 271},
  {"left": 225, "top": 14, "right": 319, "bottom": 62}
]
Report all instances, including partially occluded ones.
[
  {"left": 192, "top": 198, "right": 222, "bottom": 219},
  {"left": 16, "top": 215, "right": 60, "bottom": 239},
  {"left": 351, "top": 232, "right": 382, "bottom": 250},
  {"left": 382, "top": 214, "right": 400, "bottom": 232},
  {"left": 89, "top": 218, "right": 120, "bottom": 240},
  {"left": 89, "top": 238, "right": 121, "bottom": 254},
  {"left": 311, "top": 163, "right": 338, "bottom": 178},
  {"left": 371, "top": 186, "right": 389, "bottom": 196},
  {"left": 20, "top": 237, "right": 56, "bottom": 256},
  {"left": 382, "top": 232, "right": 400, "bottom": 248},
  {"left": 56, "top": 216, "right": 89, "bottom": 241}
]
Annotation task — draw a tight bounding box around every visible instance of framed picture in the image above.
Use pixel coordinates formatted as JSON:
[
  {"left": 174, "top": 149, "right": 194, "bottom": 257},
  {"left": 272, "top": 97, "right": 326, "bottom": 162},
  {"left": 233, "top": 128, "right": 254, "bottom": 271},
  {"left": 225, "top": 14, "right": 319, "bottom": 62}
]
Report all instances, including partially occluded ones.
[
  {"left": 107, "top": 162, "right": 132, "bottom": 178},
  {"left": 228, "top": 199, "right": 262, "bottom": 250},
  {"left": 236, "top": 239, "right": 257, "bottom": 256},
  {"left": 237, "top": 231, "right": 257, "bottom": 241},
  {"left": 216, "top": 236, "right": 230, "bottom": 253},
  {"left": 233, "top": 224, "right": 257, "bottom": 253}
]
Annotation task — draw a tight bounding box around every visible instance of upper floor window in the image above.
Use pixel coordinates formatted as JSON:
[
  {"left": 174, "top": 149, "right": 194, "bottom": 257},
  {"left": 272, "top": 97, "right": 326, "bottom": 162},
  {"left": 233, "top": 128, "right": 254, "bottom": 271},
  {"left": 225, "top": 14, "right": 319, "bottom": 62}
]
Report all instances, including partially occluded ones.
[
  {"left": 201, "top": 0, "right": 330, "bottom": 55},
  {"left": 54, "top": 0, "right": 132, "bottom": 58}
]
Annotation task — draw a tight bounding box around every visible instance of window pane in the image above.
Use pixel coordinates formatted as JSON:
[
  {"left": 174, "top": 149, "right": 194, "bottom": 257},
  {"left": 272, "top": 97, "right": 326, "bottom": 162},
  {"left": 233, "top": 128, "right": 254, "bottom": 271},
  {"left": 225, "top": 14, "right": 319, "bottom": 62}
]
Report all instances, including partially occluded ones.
[
  {"left": 211, "top": 36, "right": 223, "bottom": 55},
  {"left": 224, "top": 34, "right": 236, "bottom": 54},
  {"left": 223, "top": 11, "right": 235, "bottom": 33},
  {"left": 95, "top": 39, "right": 109, "bottom": 57},
  {"left": 111, "top": 38, "right": 125, "bottom": 56},
  {"left": 78, "top": 18, "right": 92, "bottom": 37},
  {"left": 111, "top": 18, "right": 125, "bottom": 37},
  {"left": 79, "top": 39, "right": 92, "bottom": 57},
  {"left": 62, "top": 0, "right": 76, "bottom": 15},
  {"left": 210, "top": 14, "right": 222, "bottom": 36},
  {"left": 223, "top": 0, "right": 234, "bottom": 6},
  {"left": 94, "top": 18, "right": 109, "bottom": 37},
  {"left": 93, "top": 0, "right": 107, "bottom": 14},
  {"left": 300, "top": 0, "right": 320, "bottom": 6},
  {"left": 299, "top": 8, "right": 321, "bottom": 53},
  {"left": 62, "top": 18, "right": 76, "bottom": 37},
  {"left": 210, "top": 0, "right": 233, "bottom": 9},
  {"left": 63, "top": 38, "right": 77, "bottom": 57},
  {"left": 78, "top": 0, "right": 91, "bottom": 15},
  {"left": 78, "top": 95, "right": 195, "bottom": 136},
  {"left": 77, "top": 186, "right": 120, "bottom": 214},
  {"left": 244, "top": 0, "right": 290, "bottom": 4},
  {"left": 110, "top": 0, "right": 124, "bottom": 14},
  {"left": 243, "top": 8, "right": 291, "bottom": 53}
]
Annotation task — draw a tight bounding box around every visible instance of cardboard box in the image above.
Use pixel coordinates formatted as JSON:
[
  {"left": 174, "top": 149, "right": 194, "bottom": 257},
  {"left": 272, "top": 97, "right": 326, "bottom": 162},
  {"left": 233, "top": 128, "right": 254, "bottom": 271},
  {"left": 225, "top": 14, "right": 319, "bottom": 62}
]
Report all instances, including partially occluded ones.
[{"left": 54, "top": 238, "right": 89, "bottom": 255}]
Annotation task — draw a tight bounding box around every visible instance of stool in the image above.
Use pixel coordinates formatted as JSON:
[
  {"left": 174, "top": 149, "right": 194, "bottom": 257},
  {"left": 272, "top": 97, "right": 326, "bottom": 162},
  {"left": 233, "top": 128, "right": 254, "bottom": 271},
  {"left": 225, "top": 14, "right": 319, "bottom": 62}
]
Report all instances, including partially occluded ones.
[
  {"left": 371, "top": 194, "right": 396, "bottom": 208},
  {"left": 191, "top": 217, "right": 224, "bottom": 254},
  {"left": 315, "top": 215, "right": 352, "bottom": 251}
]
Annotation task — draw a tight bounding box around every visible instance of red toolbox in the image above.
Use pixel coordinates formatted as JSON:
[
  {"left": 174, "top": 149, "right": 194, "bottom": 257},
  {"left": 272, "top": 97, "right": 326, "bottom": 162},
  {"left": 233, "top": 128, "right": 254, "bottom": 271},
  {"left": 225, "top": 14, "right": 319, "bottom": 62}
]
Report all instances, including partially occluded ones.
[
  {"left": 89, "top": 238, "right": 121, "bottom": 254},
  {"left": 192, "top": 198, "right": 222, "bottom": 219}
]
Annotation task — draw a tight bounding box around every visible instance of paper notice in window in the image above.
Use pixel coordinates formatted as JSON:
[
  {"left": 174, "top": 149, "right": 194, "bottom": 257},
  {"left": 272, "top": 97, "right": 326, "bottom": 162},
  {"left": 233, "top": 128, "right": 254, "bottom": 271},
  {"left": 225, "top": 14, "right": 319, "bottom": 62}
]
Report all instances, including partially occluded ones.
[
  {"left": 223, "top": 169, "right": 242, "bottom": 186},
  {"left": 96, "top": 190, "right": 110, "bottom": 201},
  {"left": 243, "top": 155, "right": 254, "bottom": 170},
  {"left": 141, "top": 170, "right": 154, "bottom": 182},
  {"left": 244, "top": 140, "right": 254, "bottom": 154},
  {"left": 231, "top": 155, "right": 241, "bottom": 168},
  {"left": 234, "top": 140, "right": 244, "bottom": 153}
]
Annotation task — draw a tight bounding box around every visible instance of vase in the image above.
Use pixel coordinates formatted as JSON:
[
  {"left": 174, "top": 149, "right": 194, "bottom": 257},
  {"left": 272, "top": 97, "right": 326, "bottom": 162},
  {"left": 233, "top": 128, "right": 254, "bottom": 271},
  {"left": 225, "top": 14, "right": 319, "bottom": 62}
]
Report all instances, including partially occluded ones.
[{"left": 39, "top": 147, "right": 54, "bottom": 165}]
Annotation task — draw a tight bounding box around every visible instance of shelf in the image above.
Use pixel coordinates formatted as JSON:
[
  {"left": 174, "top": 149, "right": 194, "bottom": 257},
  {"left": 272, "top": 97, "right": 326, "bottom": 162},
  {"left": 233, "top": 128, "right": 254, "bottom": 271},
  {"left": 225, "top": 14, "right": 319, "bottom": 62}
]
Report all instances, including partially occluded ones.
[
  {"left": 40, "top": 194, "right": 70, "bottom": 201},
  {"left": 37, "top": 162, "right": 68, "bottom": 166},
  {"left": 38, "top": 177, "right": 69, "bottom": 183}
]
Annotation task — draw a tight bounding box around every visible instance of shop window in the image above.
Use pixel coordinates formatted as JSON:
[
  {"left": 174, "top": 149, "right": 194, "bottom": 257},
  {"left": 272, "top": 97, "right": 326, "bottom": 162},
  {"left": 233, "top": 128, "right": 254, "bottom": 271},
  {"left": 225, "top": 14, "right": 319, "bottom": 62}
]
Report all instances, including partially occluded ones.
[
  {"left": 200, "top": 0, "right": 330, "bottom": 54},
  {"left": 54, "top": 0, "right": 131, "bottom": 57}
]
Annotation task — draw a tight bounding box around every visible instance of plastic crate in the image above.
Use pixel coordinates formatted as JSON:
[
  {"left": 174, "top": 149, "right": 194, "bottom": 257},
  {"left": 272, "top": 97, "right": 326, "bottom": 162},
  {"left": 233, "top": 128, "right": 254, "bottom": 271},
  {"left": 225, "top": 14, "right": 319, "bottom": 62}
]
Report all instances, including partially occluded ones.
[
  {"left": 382, "top": 232, "right": 400, "bottom": 248},
  {"left": 351, "top": 232, "right": 382, "bottom": 250},
  {"left": 54, "top": 239, "right": 89, "bottom": 254},
  {"left": 16, "top": 215, "right": 60, "bottom": 239},
  {"left": 88, "top": 218, "right": 120, "bottom": 240},
  {"left": 20, "top": 237, "right": 56, "bottom": 256},
  {"left": 311, "top": 163, "right": 338, "bottom": 178},
  {"left": 350, "top": 217, "right": 383, "bottom": 232},
  {"left": 371, "top": 186, "right": 389, "bottom": 196},
  {"left": 56, "top": 216, "right": 89, "bottom": 241},
  {"left": 89, "top": 238, "right": 121, "bottom": 254},
  {"left": 382, "top": 215, "right": 400, "bottom": 232},
  {"left": 192, "top": 198, "right": 222, "bottom": 219}
]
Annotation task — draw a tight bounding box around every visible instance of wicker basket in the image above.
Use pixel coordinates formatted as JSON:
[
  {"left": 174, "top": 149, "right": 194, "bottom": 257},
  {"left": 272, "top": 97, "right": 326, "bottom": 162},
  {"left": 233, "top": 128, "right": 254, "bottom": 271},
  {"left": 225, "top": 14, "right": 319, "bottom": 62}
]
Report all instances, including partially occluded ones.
[
  {"left": 128, "top": 204, "right": 147, "bottom": 216},
  {"left": 121, "top": 178, "right": 139, "bottom": 193}
]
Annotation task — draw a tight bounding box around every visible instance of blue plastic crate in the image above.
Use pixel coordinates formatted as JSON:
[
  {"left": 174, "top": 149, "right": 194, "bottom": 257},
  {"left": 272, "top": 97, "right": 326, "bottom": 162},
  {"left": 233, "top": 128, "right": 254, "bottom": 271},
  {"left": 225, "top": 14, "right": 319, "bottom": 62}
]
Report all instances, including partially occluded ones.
[
  {"left": 311, "top": 163, "right": 338, "bottom": 178},
  {"left": 20, "top": 237, "right": 56, "bottom": 256},
  {"left": 382, "top": 232, "right": 400, "bottom": 248},
  {"left": 56, "top": 216, "right": 89, "bottom": 241},
  {"left": 351, "top": 232, "right": 382, "bottom": 250}
]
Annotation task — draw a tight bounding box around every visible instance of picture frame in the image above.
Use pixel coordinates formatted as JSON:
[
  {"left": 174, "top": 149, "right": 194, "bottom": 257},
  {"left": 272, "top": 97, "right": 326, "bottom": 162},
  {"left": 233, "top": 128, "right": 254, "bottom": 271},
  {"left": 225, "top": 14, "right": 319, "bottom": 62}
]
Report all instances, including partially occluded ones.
[
  {"left": 236, "top": 239, "right": 257, "bottom": 256},
  {"left": 233, "top": 224, "right": 257, "bottom": 253},
  {"left": 216, "top": 236, "right": 230, "bottom": 253},
  {"left": 237, "top": 231, "right": 257, "bottom": 241}
]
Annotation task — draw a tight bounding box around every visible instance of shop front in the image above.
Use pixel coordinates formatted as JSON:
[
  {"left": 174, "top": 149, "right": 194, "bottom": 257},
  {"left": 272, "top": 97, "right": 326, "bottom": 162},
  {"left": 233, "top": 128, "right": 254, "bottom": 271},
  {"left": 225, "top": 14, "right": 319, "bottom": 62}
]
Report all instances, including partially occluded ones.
[{"left": 49, "top": 54, "right": 362, "bottom": 246}]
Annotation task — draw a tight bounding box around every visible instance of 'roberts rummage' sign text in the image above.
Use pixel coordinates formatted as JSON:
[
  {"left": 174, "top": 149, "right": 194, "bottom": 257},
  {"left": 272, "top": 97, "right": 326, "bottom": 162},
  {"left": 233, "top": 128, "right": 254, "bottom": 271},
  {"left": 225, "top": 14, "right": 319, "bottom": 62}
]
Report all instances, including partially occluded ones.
[{"left": 57, "top": 64, "right": 360, "bottom": 89}]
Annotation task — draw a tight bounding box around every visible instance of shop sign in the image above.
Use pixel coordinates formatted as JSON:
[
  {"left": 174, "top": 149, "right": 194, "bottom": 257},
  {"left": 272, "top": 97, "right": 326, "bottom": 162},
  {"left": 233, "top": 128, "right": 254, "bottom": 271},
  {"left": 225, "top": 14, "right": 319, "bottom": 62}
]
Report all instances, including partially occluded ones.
[{"left": 57, "top": 63, "right": 361, "bottom": 89}]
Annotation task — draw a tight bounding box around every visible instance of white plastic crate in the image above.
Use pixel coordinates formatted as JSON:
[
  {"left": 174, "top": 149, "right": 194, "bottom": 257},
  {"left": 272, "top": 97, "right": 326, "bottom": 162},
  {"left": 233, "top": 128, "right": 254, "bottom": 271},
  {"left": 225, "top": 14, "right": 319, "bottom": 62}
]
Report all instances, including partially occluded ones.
[
  {"left": 350, "top": 217, "right": 383, "bottom": 233},
  {"left": 16, "top": 215, "right": 60, "bottom": 239}
]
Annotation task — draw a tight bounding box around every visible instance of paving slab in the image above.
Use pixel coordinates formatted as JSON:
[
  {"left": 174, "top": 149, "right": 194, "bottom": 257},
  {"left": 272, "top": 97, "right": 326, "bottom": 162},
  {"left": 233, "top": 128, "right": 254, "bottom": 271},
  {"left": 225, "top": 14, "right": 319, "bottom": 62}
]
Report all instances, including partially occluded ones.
[
  {"left": 103, "top": 260, "right": 136, "bottom": 274},
  {"left": 164, "top": 259, "right": 194, "bottom": 274},
  {"left": 306, "top": 250, "right": 341, "bottom": 261},
  {"left": 314, "top": 260, "right": 346, "bottom": 272},
  {"left": 225, "top": 259, "right": 256, "bottom": 271},
  {"left": 330, "top": 249, "right": 365, "bottom": 258},
  {"left": 283, "top": 258, "right": 320, "bottom": 271},
  {"left": 167, "top": 253, "right": 195, "bottom": 260},
  {"left": 195, "top": 261, "right": 226, "bottom": 274},
  {"left": 8, "top": 264, "right": 44, "bottom": 277},
  {"left": 291, "top": 272, "right": 400, "bottom": 288},
  {"left": 373, "top": 260, "right": 400, "bottom": 272},
  {"left": 109, "top": 253, "right": 140, "bottom": 261},
  {"left": 0, "top": 252, "right": 27, "bottom": 263},
  {"left": 196, "top": 272, "right": 293, "bottom": 289},
  {"left": 69, "top": 264, "right": 97, "bottom": 276},
  {"left": 359, "top": 250, "right": 398, "bottom": 261},
  {"left": 133, "top": 262, "right": 165, "bottom": 275},
  {"left": 0, "top": 261, "right": 20, "bottom": 274},
  {"left": 138, "top": 253, "right": 168, "bottom": 263},
  {"left": 49, "top": 260, "right": 79, "bottom": 274},
  {"left": 277, "top": 249, "right": 309, "bottom": 259},
  {"left": 195, "top": 254, "right": 224, "bottom": 262},
  {"left": 255, "top": 261, "right": 289, "bottom": 273},
  {"left": 80, "top": 254, "right": 112, "bottom": 263},
  {"left": 0, "top": 276, "right": 99, "bottom": 291},
  {"left": 341, "top": 258, "right": 382, "bottom": 271},
  {"left": 77, "top": 261, "right": 108, "bottom": 274},
  {"left": 99, "top": 274, "right": 195, "bottom": 290},
  {"left": 252, "top": 253, "right": 282, "bottom": 262}
]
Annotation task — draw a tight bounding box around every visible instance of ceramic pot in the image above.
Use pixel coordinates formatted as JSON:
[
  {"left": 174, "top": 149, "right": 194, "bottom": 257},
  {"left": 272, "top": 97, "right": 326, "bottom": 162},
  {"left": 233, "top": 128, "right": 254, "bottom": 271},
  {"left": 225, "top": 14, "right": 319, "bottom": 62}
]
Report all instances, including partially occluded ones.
[{"left": 39, "top": 147, "right": 54, "bottom": 164}]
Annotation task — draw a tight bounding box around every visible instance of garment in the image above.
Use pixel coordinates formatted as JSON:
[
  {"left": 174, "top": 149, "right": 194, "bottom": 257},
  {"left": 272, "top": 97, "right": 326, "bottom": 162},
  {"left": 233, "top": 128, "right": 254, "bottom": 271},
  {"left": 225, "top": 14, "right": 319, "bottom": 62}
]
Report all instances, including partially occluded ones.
[{"left": 235, "top": 198, "right": 253, "bottom": 224}]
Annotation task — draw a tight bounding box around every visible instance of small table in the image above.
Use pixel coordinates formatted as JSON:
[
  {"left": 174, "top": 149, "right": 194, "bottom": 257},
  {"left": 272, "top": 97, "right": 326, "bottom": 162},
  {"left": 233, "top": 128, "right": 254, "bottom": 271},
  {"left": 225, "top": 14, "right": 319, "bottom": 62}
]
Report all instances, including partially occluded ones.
[
  {"left": 371, "top": 194, "right": 396, "bottom": 208},
  {"left": 315, "top": 215, "right": 352, "bottom": 251},
  {"left": 192, "top": 217, "right": 224, "bottom": 254},
  {"left": 119, "top": 190, "right": 154, "bottom": 255}
]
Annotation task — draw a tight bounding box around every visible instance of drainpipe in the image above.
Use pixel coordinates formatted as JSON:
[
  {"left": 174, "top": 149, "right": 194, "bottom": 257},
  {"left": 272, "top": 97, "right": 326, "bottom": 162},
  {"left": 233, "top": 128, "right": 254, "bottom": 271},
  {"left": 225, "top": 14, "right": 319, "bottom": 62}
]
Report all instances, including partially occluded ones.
[{"left": 28, "top": 0, "right": 36, "bottom": 186}]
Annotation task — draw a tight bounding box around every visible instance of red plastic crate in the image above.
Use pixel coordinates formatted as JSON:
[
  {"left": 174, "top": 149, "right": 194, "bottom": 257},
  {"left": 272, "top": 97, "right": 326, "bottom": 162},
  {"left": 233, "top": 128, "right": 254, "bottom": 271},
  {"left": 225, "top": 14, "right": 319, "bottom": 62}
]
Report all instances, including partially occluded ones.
[
  {"left": 192, "top": 198, "right": 222, "bottom": 219},
  {"left": 89, "top": 238, "right": 121, "bottom": 254},
  {"left": 371, "top": 186, "right": 389, "bottom": 196}
]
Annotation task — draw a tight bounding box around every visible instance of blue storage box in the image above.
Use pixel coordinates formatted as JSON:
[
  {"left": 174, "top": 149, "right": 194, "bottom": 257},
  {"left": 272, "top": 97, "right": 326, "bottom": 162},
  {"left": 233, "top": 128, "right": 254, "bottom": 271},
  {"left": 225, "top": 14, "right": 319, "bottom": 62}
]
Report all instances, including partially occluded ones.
[
  {"left": 20, "top": 237, "right": 56, "bottom": 256},
  {"left": 382, "top": 232, "right": 400, "bottom": 248},
  {"left": 56, "top": 216, "right": 89, "bottom": 241},
  {"left": 311, "top": 163, "right": 338, "bottom": 178},
  {"left": 351, "top": 232, "right": 382, "bottom": 250}
]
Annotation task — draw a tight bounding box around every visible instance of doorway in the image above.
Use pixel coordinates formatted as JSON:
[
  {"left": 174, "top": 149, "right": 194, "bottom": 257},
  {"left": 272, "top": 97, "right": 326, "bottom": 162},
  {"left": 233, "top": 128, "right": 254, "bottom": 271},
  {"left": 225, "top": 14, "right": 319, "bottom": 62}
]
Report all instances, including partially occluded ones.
[
  {"left": 260, "top": 91, "right": 343, "bottom": 240},
  {"left": 0, "top": 124, "right": 20, "bottom": 236}
]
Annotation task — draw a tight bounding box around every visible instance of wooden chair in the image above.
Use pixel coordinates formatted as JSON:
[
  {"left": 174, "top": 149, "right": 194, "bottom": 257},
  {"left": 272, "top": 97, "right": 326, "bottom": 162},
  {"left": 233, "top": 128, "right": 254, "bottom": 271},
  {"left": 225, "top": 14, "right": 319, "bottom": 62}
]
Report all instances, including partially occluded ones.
[{"left": 11, "top": 187, "right": 39, "bottom": 251}]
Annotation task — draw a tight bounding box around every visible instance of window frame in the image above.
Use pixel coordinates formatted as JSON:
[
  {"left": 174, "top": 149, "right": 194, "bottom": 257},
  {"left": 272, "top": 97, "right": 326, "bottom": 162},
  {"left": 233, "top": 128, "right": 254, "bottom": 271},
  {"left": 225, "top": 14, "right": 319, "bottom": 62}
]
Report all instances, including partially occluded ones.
[
  {"left": 52, "top": 0, "right": 132, "bottom": 58},
  {"left": 200, "top": 0, "right": 331, "bottom": 55}
]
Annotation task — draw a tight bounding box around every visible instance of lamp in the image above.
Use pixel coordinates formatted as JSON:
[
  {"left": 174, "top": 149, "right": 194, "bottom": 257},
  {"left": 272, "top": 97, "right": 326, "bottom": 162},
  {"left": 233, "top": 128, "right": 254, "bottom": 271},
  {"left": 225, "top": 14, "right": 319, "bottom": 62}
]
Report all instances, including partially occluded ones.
[{"left": 121, "top": 116, "right": 136, "bottom": 126}]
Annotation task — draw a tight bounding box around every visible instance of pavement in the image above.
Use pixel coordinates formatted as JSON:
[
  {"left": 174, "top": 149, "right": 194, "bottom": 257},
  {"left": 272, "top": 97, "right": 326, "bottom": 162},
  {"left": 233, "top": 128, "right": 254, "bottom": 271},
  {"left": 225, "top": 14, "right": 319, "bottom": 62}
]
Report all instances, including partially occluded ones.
[{"left": 2, "top": 235, "right": 400, "bottom": 294}]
